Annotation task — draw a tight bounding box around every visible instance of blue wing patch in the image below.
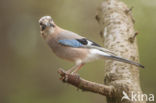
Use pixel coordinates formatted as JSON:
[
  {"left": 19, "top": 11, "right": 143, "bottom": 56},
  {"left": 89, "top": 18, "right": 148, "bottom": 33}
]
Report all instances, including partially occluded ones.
[{"left": 58, "top": 39, "right": 83, "bottom": 47}]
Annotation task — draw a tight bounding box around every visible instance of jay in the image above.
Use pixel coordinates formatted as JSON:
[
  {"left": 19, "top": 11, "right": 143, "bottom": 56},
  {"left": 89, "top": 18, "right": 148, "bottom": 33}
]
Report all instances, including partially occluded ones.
[{"left": 39, "top": 16, "right": 144, "bottom": 74}]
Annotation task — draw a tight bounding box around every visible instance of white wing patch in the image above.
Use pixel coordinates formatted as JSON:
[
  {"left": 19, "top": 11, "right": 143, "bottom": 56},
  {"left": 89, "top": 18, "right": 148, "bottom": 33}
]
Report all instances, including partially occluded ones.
[
  {"left": 83, "top": 49, "right": 110, "bottom": 63},
  {"left": 87, "top": 40, "right": 93, "bottom": 46},
  {"left": 90, "top": 49, "right": 110, "bottom": 56}
]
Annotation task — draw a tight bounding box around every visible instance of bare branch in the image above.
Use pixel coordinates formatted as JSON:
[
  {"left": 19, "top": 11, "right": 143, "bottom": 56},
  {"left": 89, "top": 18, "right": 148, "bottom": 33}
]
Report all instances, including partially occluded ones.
[{"left": 57, "top": 68, "right": 115, "bottom": 97}]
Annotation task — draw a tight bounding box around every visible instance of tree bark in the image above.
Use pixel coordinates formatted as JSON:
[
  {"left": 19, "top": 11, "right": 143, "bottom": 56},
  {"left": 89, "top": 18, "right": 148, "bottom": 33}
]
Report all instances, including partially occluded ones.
[
  {"left": 96, "top": 0, "right": 145, "bottom": 103},
  {"left": 58, "top": 0, "right": 145, "bottom": 103}
]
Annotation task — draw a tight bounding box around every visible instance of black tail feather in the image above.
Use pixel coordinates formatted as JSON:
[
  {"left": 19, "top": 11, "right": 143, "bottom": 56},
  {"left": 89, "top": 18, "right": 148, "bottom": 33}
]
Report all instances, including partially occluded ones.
[{"left": 108, "top": 55, "right": 144, "bottom": 68}]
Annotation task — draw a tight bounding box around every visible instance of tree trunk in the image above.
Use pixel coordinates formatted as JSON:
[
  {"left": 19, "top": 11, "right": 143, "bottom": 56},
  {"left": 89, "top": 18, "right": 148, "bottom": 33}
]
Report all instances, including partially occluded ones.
[{"left": 96, "top": 0, "right": 145, "bottom": 103}]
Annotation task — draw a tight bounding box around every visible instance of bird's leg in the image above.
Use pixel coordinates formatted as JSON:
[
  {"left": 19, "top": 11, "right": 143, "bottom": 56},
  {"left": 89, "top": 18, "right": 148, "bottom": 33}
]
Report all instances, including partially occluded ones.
[
  {"left": 66, "top": 64, "right": 81, "bottom": 74},
  {"left": 71, "top": 63, "right": 84, "bottom": 74}
]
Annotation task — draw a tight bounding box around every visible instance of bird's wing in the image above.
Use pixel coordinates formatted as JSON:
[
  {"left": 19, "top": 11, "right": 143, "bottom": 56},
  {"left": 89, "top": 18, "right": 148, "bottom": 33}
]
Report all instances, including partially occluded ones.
[
  {"left": 58, "top": 39, "right": 84, "bottom": 48},
  {"left": 58, "top": 38, "right": 116, "bottom": 55}
]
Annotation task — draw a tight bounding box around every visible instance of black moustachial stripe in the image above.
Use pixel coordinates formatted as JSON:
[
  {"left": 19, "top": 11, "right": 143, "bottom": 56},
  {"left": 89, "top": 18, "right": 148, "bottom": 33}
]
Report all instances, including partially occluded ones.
[
  {"left": 50, "top": 23, "right": 55, "bottom": 28},
  {"left": 76, "top": 38, "right": 101, "bottom": 47}
]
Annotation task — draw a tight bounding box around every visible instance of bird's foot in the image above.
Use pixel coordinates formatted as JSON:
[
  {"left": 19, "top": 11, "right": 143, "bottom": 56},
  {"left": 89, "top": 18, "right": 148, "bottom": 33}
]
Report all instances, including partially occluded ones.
[
  {"left": 71, "top": 72, "right": 80, "bottom": 77},
  {"left": 66, "top": 70, "right": 72, "bottom": 74}
]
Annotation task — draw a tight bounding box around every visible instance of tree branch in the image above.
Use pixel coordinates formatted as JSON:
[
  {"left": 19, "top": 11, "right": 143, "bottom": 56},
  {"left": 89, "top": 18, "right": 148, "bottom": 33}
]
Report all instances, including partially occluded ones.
[{"left": 57, "top": 68, "right": 114, "bottom": 97}]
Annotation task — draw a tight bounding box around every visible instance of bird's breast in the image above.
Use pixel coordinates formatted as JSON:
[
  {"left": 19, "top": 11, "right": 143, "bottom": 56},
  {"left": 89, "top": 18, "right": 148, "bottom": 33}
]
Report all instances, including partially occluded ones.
[{"left": 47, "top": 39, "right": 89, "bottom": 62}]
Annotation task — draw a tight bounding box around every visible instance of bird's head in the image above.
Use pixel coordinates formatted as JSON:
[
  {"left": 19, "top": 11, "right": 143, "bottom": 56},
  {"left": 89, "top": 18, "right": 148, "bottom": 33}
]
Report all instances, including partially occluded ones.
[{"left": 39, "top": 16, "right": 56, "bottom": 38}]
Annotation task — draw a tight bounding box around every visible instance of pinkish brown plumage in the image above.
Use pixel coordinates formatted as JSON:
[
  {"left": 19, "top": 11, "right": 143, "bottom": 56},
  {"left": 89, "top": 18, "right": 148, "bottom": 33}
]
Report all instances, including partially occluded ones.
[{"left": 39, "top": 16, "right": 144, "bottom": 74}]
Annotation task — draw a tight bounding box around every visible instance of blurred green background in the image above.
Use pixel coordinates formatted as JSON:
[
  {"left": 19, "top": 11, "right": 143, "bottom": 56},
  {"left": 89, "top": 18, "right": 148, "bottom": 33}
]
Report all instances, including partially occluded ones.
[{"left": 0, "top": 0, "right": 156, "bottom": 103}]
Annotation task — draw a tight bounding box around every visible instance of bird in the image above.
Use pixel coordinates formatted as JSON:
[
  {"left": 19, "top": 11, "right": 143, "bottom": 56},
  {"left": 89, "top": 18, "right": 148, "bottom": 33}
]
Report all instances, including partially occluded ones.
[{"left": 39, "top": 16, "right": 144, "bottom": 74}]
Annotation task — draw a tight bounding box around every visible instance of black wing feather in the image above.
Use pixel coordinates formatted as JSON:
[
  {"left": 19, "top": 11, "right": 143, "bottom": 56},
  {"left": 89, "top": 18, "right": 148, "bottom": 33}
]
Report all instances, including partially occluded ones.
[
  {"left": 76, "top": 38, "right": 88, "bottom": 45},
  {"left": 76, "top": 38, "right": 101, "bottom": 47}
]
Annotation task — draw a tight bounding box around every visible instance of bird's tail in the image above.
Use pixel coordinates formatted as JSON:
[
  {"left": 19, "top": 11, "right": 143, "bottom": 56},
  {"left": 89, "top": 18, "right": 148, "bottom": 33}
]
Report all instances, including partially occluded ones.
[{"left": 105, "top": 55, "right": 144, "bottom": 68}]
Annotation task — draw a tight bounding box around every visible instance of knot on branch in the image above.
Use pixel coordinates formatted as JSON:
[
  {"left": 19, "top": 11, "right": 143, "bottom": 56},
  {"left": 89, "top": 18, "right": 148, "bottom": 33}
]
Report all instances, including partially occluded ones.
[{"left": 129, "top": 31, "right": 138, "bottom": 43}]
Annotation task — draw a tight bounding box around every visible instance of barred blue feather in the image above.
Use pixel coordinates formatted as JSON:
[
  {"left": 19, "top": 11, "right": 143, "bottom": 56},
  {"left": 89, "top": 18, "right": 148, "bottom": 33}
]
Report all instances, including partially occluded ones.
[{"left": 58, "top": 39, "right": 83, "bottom": 47}]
